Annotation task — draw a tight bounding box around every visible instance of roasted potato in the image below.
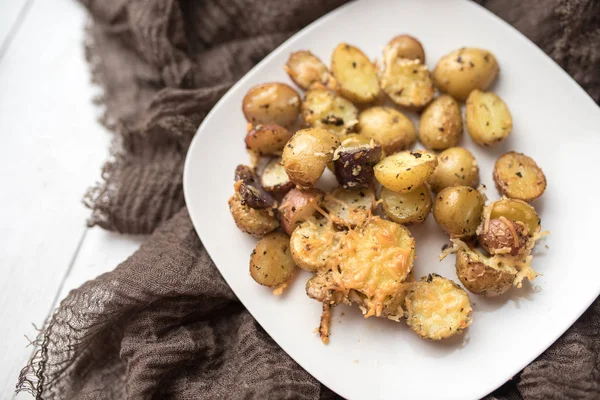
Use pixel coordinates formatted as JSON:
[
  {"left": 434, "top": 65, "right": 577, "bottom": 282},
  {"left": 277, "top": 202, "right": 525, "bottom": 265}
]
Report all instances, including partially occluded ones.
[
  {"left": 380, "top": 184, "right": 432, "bottom": 225},
  {"left": 374, "top": 150, "right": 438, "bottom": 193},
  {"left": 456, "top": 248, "right": 515, "bottom": 296},
  {"left": 282, "top": 128, "right": 340, "bottom": 187},
  {"left": 332, "top": 135, "right": 382, "bottom": 189},
  {"left": 487, "top": 198, "right": 541, "bottom": 236},
  {"left": 228, "top": 193, "right": 279, "bottom": 237},
  {"left": 279, "top": 188, "right": 325, "bottom": 235},
  {"left": 478, "top": 217, "right": 529, "bottom": 257},
  {"left": 433, "top": 186, "right": 485, "bottom": 237},
  {"left": 242, "top": 83, "right": 301, "bottom": 128},
  {"left": 428, "top": 147, "right": 479, "bottom": 193},
  {"left": 260, "top": 157, "right": 294, "bottom": 195},
  {"left": 250, "top": 232, "right": 297, "bottom": 287},
  {"left": 385, "top": 35, "right": 425, "bottom": 63},
  {"left": 323, "top": 187, "right": 376, "bottom": 228},
  {"left": 245, "top": 124, "right": 293, "bottom": 156},
  {"left": 331, "top": 43, "right": 380, "bottom": 103},
  {"left": 290, "top": 217, "right": 340, "bottom": 272},
  {"left": 418, "top": 95, "right": 463, "bottom": 150},
  {"left": 302, "top": 87, "right": 359, "bottom": 136},
  {"left": 235, "top": 164, "right": 256, "bottom": 182},
  {"left": 493, "top": 152, "right": 546, "bottom": 202},
  {"left": 405, "top": 274, "right": 472, "bottom": 340},
  {"left": 466, "top": 90, "right": 512, "bottom": 146},
  {"left": 234, "top": 164, "right": 275, "bottom": 209},
  {"left": 306, "top": 271, "right": 346, "bottom": 305},
  {"left": 433, "top": 48, "right": 499, "bottom": 101},
  {"left": 358, "top": 107, "right": 416, "bottom": 154},
  {"left": 379, "top": 57, "right": 435, "bottom": 110},
  {"left": 284, "top": 50, "right": 335, "bottom": 90}
]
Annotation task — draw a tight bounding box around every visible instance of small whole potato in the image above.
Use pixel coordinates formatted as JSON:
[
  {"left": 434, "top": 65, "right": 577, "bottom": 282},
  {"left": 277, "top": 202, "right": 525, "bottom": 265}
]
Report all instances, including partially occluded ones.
[
  {"left": 242, "top": 82, "right": 301, "bottom": 128},
  {"left": 429, "top": 147, "right": 479, "bottom": 193},
  {"left": 478, "top": 217, "right": 529, "bottom": 257},
  {"left": 374, "top": 150, "right": 438, "bottom": 193},
  {"left": 385, "top": 35, "right": 425, "bottom": 63},
  {"left": 331, "top": 43, "right": 380, "bottom": 103},
  {"left": 456, "top": 249, "right": 515, "bottom": 296},
  {"left": 433, "top": 47, "right": 499, "bottom": 101},
  {"left": 418, "top": 95, "right": 463, "bottom": 150},
  {"left": 493, "top": 152, "right": 546, "bottom": 202},
  {"left": 466, "top": 90, "right": 512, "bottom": 146},
  {"left": 302, "top": 87, "right": 359, "bottom": 136},
  {"left": 284, "top": 50, "right": 335, "bottom": 90},
  {"left": 250, "top": 232, "right": 297, "bottom": 287},
  {"left": 245, "top": 124, "right": 293, "bottom": 156},
  {"left": 433, "top": 186, "right": 485, "bottom": 237},
  {"left": 487, "top": 198, "right": 541, "bottom": 236},
  {"left": 380, "top": 184, "right": 432, "bottom": 225},
  {"left": 282, "top": 128, "right": 340, "bottom": 187},
  {"left": 358, "top": 107, "right": 416, "bottom": 154}
]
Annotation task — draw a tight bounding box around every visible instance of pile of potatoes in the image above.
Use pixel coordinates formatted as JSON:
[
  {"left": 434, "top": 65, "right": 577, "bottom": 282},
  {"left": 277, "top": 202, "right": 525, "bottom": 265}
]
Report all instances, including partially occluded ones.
[{"left": 229, "top": 35, "right": 548, "bottom": 342}]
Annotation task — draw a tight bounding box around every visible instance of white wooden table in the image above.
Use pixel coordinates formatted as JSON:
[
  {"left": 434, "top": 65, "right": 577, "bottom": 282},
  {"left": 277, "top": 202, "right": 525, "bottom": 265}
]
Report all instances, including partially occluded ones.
[{"left": 1, "top": 1, "right": 145, "bottom": 398}]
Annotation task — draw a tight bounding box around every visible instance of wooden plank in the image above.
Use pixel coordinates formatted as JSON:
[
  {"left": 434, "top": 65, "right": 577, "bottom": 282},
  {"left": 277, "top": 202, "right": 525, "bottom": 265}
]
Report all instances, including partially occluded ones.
[
  {"left": 0, "top": 0, "right": 29, "bottom": 57},
  {"left": 0, "top": 0, "right": 112, "bottom": 396}
]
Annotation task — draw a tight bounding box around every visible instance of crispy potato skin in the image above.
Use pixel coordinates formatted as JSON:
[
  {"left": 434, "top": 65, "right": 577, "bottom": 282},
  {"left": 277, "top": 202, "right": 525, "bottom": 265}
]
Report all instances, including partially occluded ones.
[
  {"left": 386, "top": 35, "right": 425, "bottom": 63},
  {"left": 419, "top": 95, "right": 463, "bottom": 150},
  {"left": 331, "top": 43, "right": 380, "bottom": 103},
  {"left": 279, "top": 188, "right": 324, "bottom": 235},
  {"left": 466, "top": 90, "right": 512, "bottom": 146},
  {"left": 455, "top": 249, "right": 515, "bottom": 296},
  {"left": 302, "top": 87, "right": 359, "bottom": 136},
  {"left": 358, "top": 107, "right": 416, "bottom": 154},
  {"left": 493, "top": 152, "right": 547, "bottom": 202},
  {"left": 405, "top": 274, "right": 472, "bottom": 340},
  {"left": 282, "top": 128, "right": 340, "bottom": 187},
  {"left": 433, "top": 186, "right": 484, "bottom": 237},
  {"left": 284, "top": 51, "right": 334, "bottom": 90},
  {"left": 245, "top": 124, "right": 293, "bottom": 156},
  {"left": 433, "top": 48, "right": 499, "bottom": 101},
  {"left": 380, "top": 184, "right": 432, "bottom": 225},
  {"left": 374, "top": 150, "right": 438, "bottom": 193},
  {"left": 250, "top": 232, "right": 297, "bottom": 287},
  {"left": 478, "top": 218, "right": 529, "bottom": 256},
  {"left": 429, "top": 147, "right": 479, "bottom": 193},
  {"left": 242, "top": 83, "right": 301, "bottom": 128},
  {"left": 228, "top": 193, "right": 279, "bottom": 237}
]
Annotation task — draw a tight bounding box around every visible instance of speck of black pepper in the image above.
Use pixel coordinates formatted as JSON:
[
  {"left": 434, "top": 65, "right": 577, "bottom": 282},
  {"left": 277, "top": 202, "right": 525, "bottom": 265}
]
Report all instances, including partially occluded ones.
[
  {"left": 516, "top": 172, "right": 523, "bottom": 178},
  {"left": 406, "top": 168, "right": 411, "bottom": 171},
  {"left": 352, "top": 61, "right": 357, "bottom": 68},
  {"left": 456, "top": 56, "right": 463, "bottom": 63},
  {"left": 291, "top": 206, "right": 296, "bottom": 212},
  {"left": 263, "top": 251, "right": 267, "bottom": 255},
  {"left": 438, "top": 127, "right": 444, "bottom": 132},
  {"left": 411, "top": 152, "right": 422, "bottom": 158},
  {"left": 468, "top": 61, "right": 474, "bottom": 67}
]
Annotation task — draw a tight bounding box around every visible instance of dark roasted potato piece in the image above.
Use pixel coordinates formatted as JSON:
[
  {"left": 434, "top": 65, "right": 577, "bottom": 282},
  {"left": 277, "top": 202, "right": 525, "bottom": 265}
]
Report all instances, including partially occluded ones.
[
  {"left": 238, "top": 181, "right": 275, "bottom": 209},
  {"left": 333, "top": 135, "right": 382, "bottom": 189},
  {"left": 250, "top": 232, "right": 297, "bottom": 287},
  {"left": 478, "top": 217, "right": 529, "bottom": 257},
  {"left": 456, "top": 249, "right": 515, "bottom": 297}
]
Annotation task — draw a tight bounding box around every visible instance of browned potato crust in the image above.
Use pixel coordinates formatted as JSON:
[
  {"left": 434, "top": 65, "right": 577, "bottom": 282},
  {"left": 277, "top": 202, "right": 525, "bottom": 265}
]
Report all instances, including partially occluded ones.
[
  {"left": 418, "top": 95, "right": 463, "bottom": 150},
  {"left": 429, "top": 147, "right": 479, "bottom": 193},
  {"left": 245, "top": 124, "right": 293, "bottom": 156},
  {"left": 228, "top": 193, "right": 279, "bottom": 237},
  {"left": 242, "top": 83, "right": 301, "bottom": 128},
  {"left": 331, "top": 43, "right": 380, "bottom": 103},
  {"left": 433, "top": 48, "right": 499, "bottom": 101},
  {"left": 493, "top": 152, "right": 547, "bottom": 202},
  {"left": 465, "top": 90, "right": 512, "bottom": 146},
  {"left": 284, "top": 51, "right": 335, "bottom": 90},
  {"left": 433, "top": 186, "right": 484, "bottom": 238},
  {"left": 386, "top": 35, "right": 425, "bottom": 63},
  {"left": 358, "top": 107, "right": 416, "bottom": 154},
  {"left": 250, "top": 232, "right": 297, "bottom": 287},
  {"left": 380, "top": 184, "right": 432, "bottom": 225},
  {"left": 455, "top": 249, "right": 515, "bottom": 297}
]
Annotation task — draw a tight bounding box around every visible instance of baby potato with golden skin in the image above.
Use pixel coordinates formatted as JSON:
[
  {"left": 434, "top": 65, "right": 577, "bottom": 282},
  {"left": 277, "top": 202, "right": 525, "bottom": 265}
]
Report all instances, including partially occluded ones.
[
  {"left": 433, "top": 186, "right": 485, "bottom": 237},
  {"left": 242, "top": 82, "right": 301, "bottom": 128},
  {"left": 418, "top": 95, "right": 463, "bottom": 150},
  {"left": 358, "top": 107, "right": 416, "bottom": 154},
  {"left": 429, "top": 147, "right": 479, "bottom": 193}
]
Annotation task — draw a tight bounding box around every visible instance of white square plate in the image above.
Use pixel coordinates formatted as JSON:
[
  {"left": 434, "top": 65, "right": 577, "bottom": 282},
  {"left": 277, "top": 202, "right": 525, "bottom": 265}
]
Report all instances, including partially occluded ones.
[{"left": 183, "top": 1, "right": 600, "bottom": 398}]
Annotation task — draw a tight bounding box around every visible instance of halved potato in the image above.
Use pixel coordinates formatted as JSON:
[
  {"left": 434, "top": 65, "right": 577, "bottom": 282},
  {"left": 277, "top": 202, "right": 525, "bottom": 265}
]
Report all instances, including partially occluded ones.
[
  {"left": 478, "top": 217, "right": 529, "bottom": 257},
  {"left": 418, "top": 95, "right": 463, "bottom": 150},
  {"left": 302, "top": 87, "right": 359, "bottom": 136},
  {"left": 242, "top": 82, "right": 301, "bottom": 128},
  {"left": 228, "top": 192, "right": 279, "bottom": 237},
  {"left": 282, "top": 128, "right": 340, "bottom": 187},
  {"left": 332, "top": 135, "right": 382, "bottom": 189},
  {"left": 250, "top": 232, "right": 297, "bottom": 287},
  {"left": 358, "top": 107, "right": 416, "bottom": 154},
  {"left": 493, "top": 152, "right": 546, "bottom": 202},
  {"left": 245, "top": 124, "right": 293, "bottom": 156},
  {"left": 279, "top": 188, "right": 325, "bottom": 235},
  {"left": 322, "top": 187, "right": 376, "bottom": 228},
  {"left": 385, "top": 35, "right": 425, "bottom": 63},
  {"left": 405, "top": 274, "right": 472, "bottom": 340},
  {"left": 433, "top": 48, "right": 499, "bottom": 101},
  {"left": 428, "top": 147, "right": 479, "bottom": 193},
  {"left": 260, "top": 157, "right": 294, "bottom": 195},
  {"left": 456, "top": 249, "right": 515, "bottom": 297},
  {"left": 466, "top": 90, "right": 512, "bottom": 146},
  {"left": 284, "top": 50, "right": 335, "bottom": 90},
  {"left": 331, "top": 43, "right": 380, "bottom": 103},
  {"left": 290, "top": 217, "right": 340, "bottom": 272},
  {"left": 487, "top": 198, "right": 541, "bottom": 236},
  {"left": 374, "top": 150, "right": 438, "bottom": 193},
  {"left": 433, "top": 186, "right": 485, "bottom": 238},
  {"left": 379, "top": 56, "right": 435, "bottom": 110},
  {"left": 380, "top": 184, "right": 432, "bottom": 225}
]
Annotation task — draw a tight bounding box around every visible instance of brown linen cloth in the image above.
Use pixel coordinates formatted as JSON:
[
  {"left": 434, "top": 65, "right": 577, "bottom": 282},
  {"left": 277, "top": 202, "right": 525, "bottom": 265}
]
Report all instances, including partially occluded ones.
[{"left": 17, "top": 0, "right": 600, "bottom": 399}]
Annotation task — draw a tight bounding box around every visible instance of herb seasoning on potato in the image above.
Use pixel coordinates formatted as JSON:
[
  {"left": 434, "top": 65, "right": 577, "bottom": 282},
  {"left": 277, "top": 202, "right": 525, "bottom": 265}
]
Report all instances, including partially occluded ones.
[
  {"left": 284, "top": 51, "right": 336, "bottom": 90},
  {"left": 493, "top": 152, "right": 546, "bottom": 201},
  {"left": 242, "top": 82, "right": 301, "bottom": 128},
  {"left": 375, "top": 150, "right": 438, "bottom": 193},
  {"left": 429, "top": 147, "right": 479, "bottom": 192},
  {"left": 433, "top": 186, "right": 485, "bottom": 237},
  {"left": 466, "top": 90, "right": 512, "bottom": 146},
  {"left": 419, "top": 95, "right": 463, "bottom": 150},
  {"left": 358, "top": 107, "right": 416, "bottom": 154},
  {"left": 331, "top": 43, "right": 381, "bottom": 104},
  {"left": 302, "top": 87, "right": 359, "bottom": 136}
]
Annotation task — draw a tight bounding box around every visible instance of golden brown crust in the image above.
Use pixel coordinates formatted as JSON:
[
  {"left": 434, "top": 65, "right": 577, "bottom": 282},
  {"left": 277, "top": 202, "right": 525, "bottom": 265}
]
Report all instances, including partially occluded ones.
[
  {"left": 228, "top": 193, "right": 279, "bottom": 237},
  {"left": 493, "top": 152, "right": 547, "bottom": 202}
]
